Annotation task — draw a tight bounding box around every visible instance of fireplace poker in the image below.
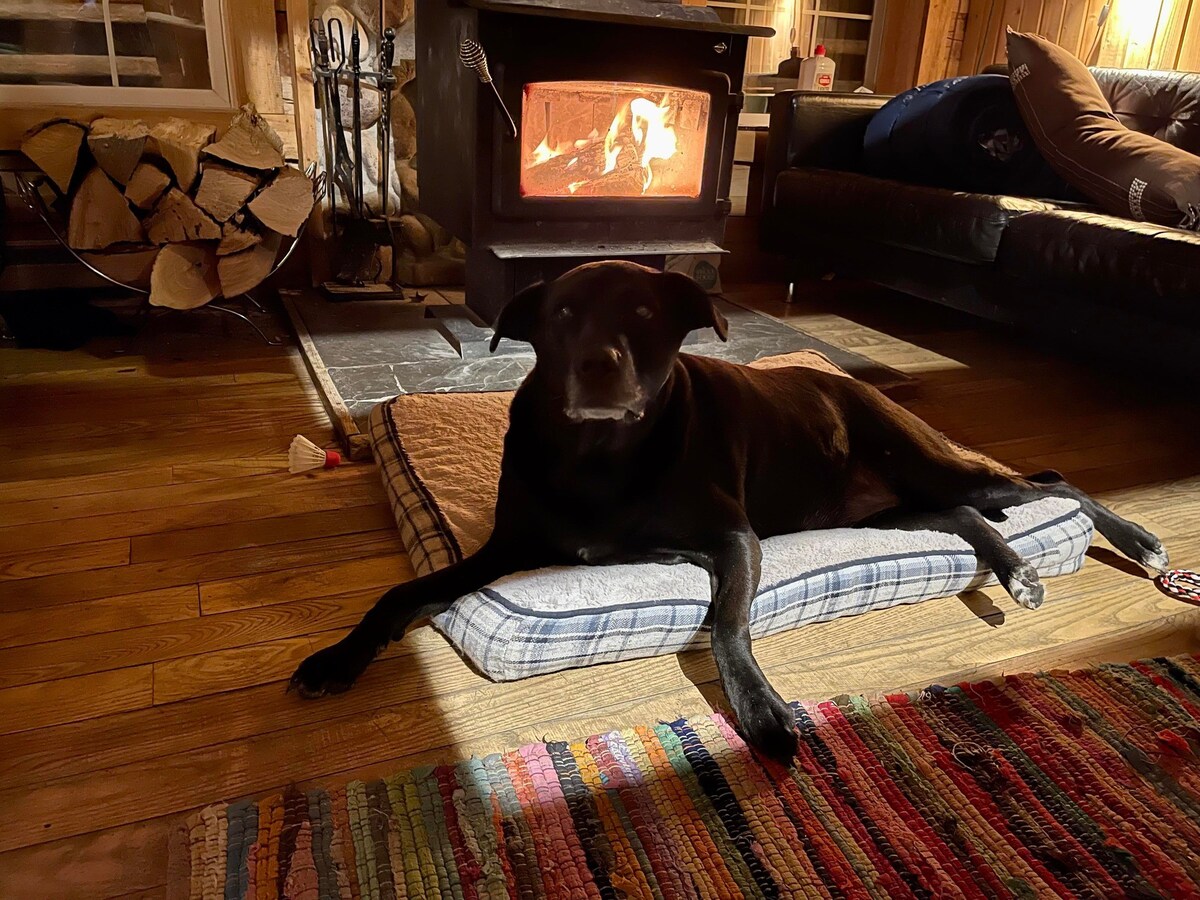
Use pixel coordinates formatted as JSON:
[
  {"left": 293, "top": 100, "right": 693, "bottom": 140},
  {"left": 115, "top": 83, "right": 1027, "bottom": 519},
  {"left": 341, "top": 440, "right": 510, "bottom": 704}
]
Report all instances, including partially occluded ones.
[
  {"left": 351, "top": 23, "right": 364, "bottom": 217},
  {"left": 379, "top": 27, "right": 396, "bottom": 223},
  {"left": 459, "top": 39, "right": 517, "bottom": 140},
  {"left": 309, "top": 17, "right": 339, "bottom": 230}
]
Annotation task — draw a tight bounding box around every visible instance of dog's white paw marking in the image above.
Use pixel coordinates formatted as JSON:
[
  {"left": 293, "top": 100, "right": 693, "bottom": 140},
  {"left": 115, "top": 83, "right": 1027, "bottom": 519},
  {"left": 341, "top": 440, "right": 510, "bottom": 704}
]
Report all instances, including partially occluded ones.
[
  {"left": 1140, "top": 544, "right": 1170, "bottom": 574},
  {"left": 1006, "top": 565, "right": 1045, "bottom": 610}
]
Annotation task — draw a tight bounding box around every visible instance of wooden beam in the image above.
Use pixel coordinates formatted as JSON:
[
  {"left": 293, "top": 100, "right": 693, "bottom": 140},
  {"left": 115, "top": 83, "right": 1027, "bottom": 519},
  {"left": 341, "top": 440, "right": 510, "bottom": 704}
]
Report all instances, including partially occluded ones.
[
  {"left": 0, "top": 54, "right": 159, "bottom": 79},
  {"left": 0, "top": 0, "right": 146, "bottom": 23}
]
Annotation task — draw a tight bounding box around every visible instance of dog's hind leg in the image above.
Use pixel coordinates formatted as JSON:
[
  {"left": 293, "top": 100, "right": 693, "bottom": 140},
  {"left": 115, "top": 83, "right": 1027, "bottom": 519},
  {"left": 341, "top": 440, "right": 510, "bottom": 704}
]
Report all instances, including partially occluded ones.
[
  {"left": 865, "top": 506, "right": 1045, "bottom": 609},
  {"left": 842, "top": 381, "right": 1168, "bottom": 573},
  {"left": 957, "top": 473, "right": 1169, "bottom": 574},
  {"left": 290, "top": 538, "right": 518, "bottom": 697}
]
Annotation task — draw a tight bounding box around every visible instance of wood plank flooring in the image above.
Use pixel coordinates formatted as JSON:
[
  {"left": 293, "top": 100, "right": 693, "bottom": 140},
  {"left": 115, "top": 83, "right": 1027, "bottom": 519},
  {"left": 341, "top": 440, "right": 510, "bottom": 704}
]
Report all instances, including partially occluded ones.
[{"left": 1, "top": 283, "right": 1199, "bottom": 899}]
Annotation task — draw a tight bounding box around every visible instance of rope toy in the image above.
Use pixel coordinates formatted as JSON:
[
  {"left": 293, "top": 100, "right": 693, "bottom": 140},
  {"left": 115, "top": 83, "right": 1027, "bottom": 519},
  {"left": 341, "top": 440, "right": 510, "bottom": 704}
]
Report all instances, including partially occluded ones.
[{"left": 1156, "top": 569, "right": 1200, "bottom": 604}]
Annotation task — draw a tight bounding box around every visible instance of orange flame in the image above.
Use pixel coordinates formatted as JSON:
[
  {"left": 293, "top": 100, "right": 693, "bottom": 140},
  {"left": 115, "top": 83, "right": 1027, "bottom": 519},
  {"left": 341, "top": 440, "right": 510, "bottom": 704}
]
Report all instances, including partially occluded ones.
[
  {"left": 525, "top": 92, "right": 682, "bottom": 195},
  {"left": 530, "top": 135, "right": 564, "bottom": 166},
  {"left": 629, "top": 96, "right": 676, "bottom": 192}
]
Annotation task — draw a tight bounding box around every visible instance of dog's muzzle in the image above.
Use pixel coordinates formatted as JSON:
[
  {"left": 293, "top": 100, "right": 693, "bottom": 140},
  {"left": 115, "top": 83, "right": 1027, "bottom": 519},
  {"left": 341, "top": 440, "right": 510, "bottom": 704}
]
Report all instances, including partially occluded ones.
[{"left": 564, "top": 343, "right": 645, "bottom": 423}]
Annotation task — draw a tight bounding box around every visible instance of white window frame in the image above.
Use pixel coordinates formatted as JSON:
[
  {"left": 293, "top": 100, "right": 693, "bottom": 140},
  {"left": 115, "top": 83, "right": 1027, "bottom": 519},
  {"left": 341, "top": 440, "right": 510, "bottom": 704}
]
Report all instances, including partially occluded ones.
[{"left": 0, "top": 0, "right": 234, "bottom": 110}]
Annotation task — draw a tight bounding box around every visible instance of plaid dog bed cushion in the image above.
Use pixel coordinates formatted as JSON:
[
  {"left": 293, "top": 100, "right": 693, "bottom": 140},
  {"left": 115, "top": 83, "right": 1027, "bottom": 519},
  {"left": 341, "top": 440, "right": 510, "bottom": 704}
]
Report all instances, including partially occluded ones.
[{"left": 368, "top": 350, "right": 1094, "bottom": 681}]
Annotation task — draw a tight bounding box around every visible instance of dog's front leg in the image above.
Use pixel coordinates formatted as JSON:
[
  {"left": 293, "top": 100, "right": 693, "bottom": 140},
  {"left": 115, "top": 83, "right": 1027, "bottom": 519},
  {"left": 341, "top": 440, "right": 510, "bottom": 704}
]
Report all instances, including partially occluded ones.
[
  {"left": 709, "top": 529, "right": 799, "bottom": 762},
  {"left": 290, "top": 538, "right": 515, "bottom": 698}
]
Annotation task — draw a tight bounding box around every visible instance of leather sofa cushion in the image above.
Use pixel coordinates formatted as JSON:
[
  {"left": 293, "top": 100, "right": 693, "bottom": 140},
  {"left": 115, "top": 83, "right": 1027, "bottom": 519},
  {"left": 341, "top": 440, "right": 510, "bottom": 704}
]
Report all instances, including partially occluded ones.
[
  {"left": 1008, "top": 31, "right": 1200, "bottom": 230},
  {"left": 996, "top": 209, "right": 1200, "bottom": 323},
  {"left": 774, "top": 168, "right": 1055, "bottom": 264},
  {"left": 1092, "top": 69, "right": 1200, "bottom": 155}
]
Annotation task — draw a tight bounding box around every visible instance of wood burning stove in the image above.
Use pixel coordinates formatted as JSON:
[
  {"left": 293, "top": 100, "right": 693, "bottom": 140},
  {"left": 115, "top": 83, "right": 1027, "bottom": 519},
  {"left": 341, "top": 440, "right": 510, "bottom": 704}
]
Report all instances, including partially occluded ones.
[{"left": 415, "top": 0, "right": 770, "bottom": 323}]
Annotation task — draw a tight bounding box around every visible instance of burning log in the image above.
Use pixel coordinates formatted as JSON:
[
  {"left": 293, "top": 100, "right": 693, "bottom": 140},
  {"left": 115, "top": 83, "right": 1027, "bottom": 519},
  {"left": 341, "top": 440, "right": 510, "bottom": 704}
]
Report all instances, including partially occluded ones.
[{"left": 521, "top": 139, "right": 646, "bottom": 197}]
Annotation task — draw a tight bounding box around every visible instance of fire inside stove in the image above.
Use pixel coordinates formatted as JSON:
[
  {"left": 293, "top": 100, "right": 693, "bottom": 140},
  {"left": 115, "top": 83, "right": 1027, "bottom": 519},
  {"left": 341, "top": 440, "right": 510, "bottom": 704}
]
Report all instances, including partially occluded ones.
[{"left": 520, "top": 81, "right": 710, "bottom": 199}]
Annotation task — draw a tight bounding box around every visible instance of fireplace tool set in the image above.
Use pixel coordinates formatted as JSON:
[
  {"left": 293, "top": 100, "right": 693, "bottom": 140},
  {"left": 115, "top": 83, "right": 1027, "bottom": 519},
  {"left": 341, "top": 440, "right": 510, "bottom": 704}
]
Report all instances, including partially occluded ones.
[{"left": 309, "top": 15, "right": 401, "bottom": 296}]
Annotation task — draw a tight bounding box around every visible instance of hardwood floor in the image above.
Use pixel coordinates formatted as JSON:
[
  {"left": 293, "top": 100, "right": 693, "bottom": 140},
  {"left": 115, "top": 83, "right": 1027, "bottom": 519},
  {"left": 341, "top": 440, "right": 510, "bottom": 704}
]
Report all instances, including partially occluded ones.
[{"left": 1, "top": 284, "right": 1199, "bottom": 899}]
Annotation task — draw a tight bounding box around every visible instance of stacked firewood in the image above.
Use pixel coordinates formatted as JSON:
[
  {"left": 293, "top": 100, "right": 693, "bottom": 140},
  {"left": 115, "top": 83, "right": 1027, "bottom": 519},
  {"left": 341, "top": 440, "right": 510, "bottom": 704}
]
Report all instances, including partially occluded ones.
[{"left": 20, "top": 105, "right": 315, "bottom": 309}]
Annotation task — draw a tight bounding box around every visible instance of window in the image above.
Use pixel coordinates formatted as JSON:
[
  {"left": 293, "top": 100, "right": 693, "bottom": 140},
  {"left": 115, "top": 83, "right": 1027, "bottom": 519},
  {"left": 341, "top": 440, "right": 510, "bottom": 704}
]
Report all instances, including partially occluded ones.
[{"left": 0, "top": 0, "right": 231, "bottom": 106}]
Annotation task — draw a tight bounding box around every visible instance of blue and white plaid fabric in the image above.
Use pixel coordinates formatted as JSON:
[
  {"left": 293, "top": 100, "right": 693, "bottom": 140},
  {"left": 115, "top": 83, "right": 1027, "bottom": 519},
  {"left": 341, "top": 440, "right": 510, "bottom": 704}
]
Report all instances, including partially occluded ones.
[{"left": 434, "top": 502, "right": 1093, "bottom": 681}]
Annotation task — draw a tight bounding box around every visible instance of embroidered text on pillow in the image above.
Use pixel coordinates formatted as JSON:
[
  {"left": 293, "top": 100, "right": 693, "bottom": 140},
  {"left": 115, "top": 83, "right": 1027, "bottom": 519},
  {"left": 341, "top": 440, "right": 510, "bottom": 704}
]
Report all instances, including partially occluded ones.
[
  {"left": 1129, "top": 177, "right": 1148, "bottom": 219},
  {"left": 1010, "top": 63, "right": 1030, "bottom": 85}
]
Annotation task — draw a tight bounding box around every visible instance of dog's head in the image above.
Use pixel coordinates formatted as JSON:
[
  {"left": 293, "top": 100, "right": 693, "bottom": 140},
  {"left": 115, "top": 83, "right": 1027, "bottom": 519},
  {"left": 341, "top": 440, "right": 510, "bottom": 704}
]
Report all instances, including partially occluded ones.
[{"left": 490, "top": 261, "right": 728, "bottom": 423}]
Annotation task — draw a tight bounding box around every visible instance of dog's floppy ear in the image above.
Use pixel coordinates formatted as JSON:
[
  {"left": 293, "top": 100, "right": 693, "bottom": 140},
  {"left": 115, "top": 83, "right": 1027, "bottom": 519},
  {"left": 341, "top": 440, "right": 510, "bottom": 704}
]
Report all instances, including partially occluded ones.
[
  {"left": 661, "top": 270, "right": 728, "bottom": 342},
  {"left": 490, "top": 281, "right": 545, "bottom": 352}
]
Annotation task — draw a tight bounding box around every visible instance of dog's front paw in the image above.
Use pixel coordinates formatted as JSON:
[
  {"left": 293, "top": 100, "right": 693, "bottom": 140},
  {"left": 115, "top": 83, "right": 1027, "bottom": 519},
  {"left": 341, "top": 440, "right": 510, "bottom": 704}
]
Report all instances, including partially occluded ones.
[
  {"left": 736, "top": 689, "right": 799, "bottom": 763},
  {"left": 1109, "top": 521, "right": 1170, "bottom": 574},
  {"left": 289, "top": 639, "right": 374, "bottom": 698},
  {"left": 1136, "top": 534, "right": 1170, "bottom": 574}
]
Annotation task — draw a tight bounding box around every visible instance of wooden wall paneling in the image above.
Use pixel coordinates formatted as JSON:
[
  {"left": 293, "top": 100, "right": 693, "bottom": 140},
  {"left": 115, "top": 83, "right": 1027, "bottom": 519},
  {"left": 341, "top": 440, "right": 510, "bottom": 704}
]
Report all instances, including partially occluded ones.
[
  {"left": 1038, "top": 0, "right": 1069, "bottom": 43},
  {"left": 989, "top": 0, "right": 1025, "bottom": 66},
  {"left": 957, "top": 0, "right": 993, "bottom": 73},
  {"left": 1148, "top": 0, "right": 1193, "bottom": 69},
  {"left": 226, "top": 0, "right": 285, "bottom": 115},
  {"left": 916, "top": 0, "right": 964, "bottom": 84},
  {"left": 1057, "top": 0, "right": 1091, "bottom": 57},
  {"left": 1178, "top": 0, "right": 1200, "bottom": 69},
  {"left": 873, "top": 1, "right": 926, "bottom": 92},
  {"left": 1096, "top": 0, "right": 1135, "bottom": 66},
  {"left": 1080, "top": 0, "right": 1111, "bottom": 62}
]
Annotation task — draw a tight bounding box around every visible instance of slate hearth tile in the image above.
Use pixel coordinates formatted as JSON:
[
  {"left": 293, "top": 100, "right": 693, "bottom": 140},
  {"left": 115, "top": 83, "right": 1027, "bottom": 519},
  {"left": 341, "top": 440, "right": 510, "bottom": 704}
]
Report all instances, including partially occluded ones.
[
  {"left": 293, "top": 295, "right": 460, "bottom": 368},
  {"left": 328, "top": 356, "right": 534, "bottom": 404},
  {"left": 311, "top": 295, "right": 906, "bottom": 433}
]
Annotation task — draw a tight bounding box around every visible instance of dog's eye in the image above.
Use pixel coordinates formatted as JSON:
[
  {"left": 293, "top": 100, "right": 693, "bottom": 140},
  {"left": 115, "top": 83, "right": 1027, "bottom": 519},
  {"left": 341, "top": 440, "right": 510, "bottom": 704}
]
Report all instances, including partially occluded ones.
[
  {"left": 554, "top": 305, "right": 573, "bottom": 320},
  {"left": 635, "top": 306, "right": 653, "bottom": 319}
]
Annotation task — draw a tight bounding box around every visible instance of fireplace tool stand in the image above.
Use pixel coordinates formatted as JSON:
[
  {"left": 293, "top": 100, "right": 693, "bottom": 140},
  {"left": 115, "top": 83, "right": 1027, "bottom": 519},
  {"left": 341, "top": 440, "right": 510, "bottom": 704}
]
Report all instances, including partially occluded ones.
[{"left": 310, "top": 16, "right": 403, "bottom": 299}]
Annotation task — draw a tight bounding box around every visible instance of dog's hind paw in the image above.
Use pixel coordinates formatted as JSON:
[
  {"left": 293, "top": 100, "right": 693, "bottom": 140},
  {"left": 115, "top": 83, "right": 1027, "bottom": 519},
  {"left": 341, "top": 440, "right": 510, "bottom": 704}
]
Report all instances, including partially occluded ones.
[
  {"left": 1004, "top": 563, "right": 1045, "bottom": 610},
  {"left": 289, "top": 639, "right": 374, "bottom": 698}
]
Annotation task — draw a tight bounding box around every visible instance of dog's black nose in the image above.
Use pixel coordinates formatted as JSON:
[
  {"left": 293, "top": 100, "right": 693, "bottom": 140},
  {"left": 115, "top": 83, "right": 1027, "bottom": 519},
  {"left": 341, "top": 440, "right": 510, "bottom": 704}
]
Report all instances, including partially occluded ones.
[{"left": 580, "top": 345, "right": 622, "bottom": 377}]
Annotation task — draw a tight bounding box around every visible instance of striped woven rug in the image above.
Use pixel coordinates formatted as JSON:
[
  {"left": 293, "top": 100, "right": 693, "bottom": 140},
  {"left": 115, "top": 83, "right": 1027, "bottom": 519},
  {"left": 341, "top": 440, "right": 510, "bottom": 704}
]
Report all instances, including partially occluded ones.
[{"left": 179, "top": 655, "right": 1200, "bottom": 898}]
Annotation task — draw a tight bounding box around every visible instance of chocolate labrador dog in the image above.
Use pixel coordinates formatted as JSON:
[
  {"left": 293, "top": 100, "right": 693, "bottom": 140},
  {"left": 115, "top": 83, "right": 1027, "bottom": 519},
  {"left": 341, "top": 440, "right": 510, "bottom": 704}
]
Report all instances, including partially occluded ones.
[{"left": 291, "top": 260, "right": 1168, "bottom": 759}]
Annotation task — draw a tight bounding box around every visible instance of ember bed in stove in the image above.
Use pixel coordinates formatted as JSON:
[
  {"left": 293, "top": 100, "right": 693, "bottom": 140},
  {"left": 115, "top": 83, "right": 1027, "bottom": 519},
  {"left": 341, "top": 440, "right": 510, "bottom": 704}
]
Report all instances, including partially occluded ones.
[{"left": 416, "top": 0, "right": 771, "bottom": 323}]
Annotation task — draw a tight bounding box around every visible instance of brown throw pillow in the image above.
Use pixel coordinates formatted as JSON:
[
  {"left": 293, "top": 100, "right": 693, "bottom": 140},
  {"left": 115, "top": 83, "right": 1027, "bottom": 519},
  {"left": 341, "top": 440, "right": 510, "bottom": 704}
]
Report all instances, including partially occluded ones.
[{"left": 1007, "top": 29, "right": 1200, "bottom": 230}]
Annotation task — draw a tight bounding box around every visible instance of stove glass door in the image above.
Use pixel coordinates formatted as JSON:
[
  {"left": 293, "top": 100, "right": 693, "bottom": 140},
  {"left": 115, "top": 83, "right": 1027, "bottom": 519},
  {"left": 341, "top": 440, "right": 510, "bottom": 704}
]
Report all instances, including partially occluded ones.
[{"left": 520, "top": 81, "right": 711, "bottom": 199}]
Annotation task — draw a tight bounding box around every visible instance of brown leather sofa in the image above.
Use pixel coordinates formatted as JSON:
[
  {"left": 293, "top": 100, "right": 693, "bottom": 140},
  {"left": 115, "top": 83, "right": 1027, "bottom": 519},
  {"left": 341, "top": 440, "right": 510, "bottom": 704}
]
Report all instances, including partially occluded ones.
[{"left": 761, "top": 69, "right": 1200, "bottom": 379}]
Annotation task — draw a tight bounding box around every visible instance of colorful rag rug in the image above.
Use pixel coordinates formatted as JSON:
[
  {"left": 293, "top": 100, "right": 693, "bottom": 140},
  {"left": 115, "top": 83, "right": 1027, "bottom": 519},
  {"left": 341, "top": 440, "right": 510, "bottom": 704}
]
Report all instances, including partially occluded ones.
[{"left": 180, "top": 655, "right": 1200, "bottom": 898}]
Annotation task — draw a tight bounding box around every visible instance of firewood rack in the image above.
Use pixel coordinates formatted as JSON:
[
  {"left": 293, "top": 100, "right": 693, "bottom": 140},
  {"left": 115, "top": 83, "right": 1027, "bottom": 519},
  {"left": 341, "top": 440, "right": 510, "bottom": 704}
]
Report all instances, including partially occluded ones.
[{"left": 13, "top": 165, "right": 327, "bottom": 346}]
